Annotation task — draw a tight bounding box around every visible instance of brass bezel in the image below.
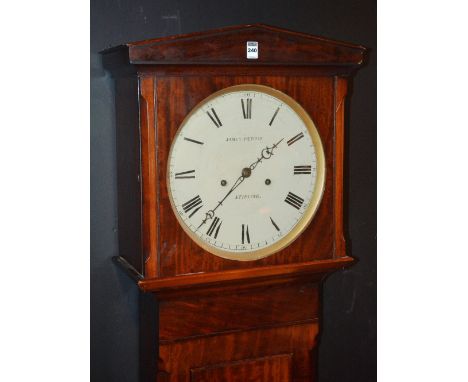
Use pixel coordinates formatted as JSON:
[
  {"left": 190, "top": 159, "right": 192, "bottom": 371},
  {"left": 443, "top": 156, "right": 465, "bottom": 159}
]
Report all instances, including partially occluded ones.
[{"left": 167, "top": 84, "right": 326, "bottom": 261}]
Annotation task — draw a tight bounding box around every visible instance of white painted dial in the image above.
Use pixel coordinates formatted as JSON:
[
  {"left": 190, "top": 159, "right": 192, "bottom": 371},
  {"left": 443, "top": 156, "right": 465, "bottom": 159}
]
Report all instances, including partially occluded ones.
[{"left": 167, "top": 84, "right": 325, "bottom": 261}]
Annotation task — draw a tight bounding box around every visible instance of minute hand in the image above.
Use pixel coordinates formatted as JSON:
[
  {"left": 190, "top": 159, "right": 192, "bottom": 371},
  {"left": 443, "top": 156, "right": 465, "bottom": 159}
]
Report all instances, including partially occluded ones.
[{"left": 197, "top": 138, "right": 284, "bottom": 231}]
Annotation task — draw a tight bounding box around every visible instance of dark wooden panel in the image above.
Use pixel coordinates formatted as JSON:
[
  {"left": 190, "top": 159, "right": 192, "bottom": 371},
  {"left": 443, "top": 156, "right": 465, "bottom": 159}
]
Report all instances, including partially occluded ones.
[
  {"left": 158, "top": 322, "right": 319, "bottom": 382},
  {"left": 190, "top": 354, "right": 292, "bottom": 382},
  {"left": 154, "top": 75, "right": 336, "bottom": 278},
  {"left": 139, "top": 292, "right": 158, "bottom": 382},
  {"left": 127, "top": 24, "right": 365, "bottom": 66},
  {"left": 159, "top": 283, "right": 319, "bottom": 342},
  {"left": 114, "top": 76, "right": 142, "bottom": 273}
]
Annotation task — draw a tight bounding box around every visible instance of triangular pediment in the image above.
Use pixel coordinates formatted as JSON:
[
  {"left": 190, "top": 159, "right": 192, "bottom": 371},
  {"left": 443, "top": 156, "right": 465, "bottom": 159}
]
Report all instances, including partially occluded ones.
[{"left": 125, "top": 24, "right": 366, "bottom": 66}]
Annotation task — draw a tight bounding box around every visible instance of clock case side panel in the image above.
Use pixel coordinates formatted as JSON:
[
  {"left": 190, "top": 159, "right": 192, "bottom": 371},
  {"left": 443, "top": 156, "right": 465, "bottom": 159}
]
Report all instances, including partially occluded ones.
[
  {"left": 101, "top": 47, "right": 146, "bottom": 278},
  {"left": 139, "top": 76, "right": 159, "bottom": 279},
  {"left": 334, "top": 77, "right": 348, "bottom": 259},
  {"left": 113, "top": 74, "right": 144, "bottom": 277}
]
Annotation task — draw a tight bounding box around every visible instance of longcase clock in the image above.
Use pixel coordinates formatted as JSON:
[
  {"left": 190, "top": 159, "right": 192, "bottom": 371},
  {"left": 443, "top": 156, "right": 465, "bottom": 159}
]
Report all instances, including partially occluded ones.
[{"left": 102, "top": 24, "right": 366, "bottom": 382}]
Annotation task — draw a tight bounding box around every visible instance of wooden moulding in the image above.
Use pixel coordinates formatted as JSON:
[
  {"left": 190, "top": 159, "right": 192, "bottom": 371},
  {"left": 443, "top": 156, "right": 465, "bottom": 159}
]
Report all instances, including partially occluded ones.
[
  {"left": 137, "top": 257, "right": 354, "bottom": 297},
  {"left": 135, "top": 65, "right": 361, "bottom": 77}
]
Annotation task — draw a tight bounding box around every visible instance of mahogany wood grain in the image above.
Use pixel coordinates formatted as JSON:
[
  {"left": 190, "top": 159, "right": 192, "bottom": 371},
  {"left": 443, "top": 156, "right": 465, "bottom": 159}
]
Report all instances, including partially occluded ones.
[
  {"left": 159, "top": 283, "right": 318, "bottom": 342},
  {"left": 127, "top": 24, "right": 365, "bottom": 67},
  {"left": 190, "top": 354, "right": 292, "bottom": 382},
  {"left": 158, "top": 322, "right": 319, "bottom": 382},
  {"left": 334, "top": 77, "right": 348, "bottom": 258},
  {"left": 139, "top": 76, "right": 158, "bottom": 278}
]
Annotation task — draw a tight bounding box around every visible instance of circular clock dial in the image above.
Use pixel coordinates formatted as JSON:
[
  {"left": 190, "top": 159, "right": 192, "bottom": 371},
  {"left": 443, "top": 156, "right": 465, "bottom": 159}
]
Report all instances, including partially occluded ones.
[{"left": 167, "top": 84, "right": 325, "bottom": 261}]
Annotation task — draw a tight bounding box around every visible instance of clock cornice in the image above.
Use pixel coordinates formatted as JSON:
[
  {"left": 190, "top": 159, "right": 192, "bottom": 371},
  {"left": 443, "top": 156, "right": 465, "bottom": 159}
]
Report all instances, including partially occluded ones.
[{"left": 102, "top": 23, "right": 367, "bottom": 74}]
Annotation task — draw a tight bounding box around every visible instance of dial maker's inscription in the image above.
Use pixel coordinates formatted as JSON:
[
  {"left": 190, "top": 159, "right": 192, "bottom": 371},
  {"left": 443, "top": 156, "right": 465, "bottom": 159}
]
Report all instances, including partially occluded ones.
[
  {"left": 226, "top": 136, "right": 263, "bottom": 143},
  {"left": 235, "top": 194, "right": 261, "bottom": 200}
]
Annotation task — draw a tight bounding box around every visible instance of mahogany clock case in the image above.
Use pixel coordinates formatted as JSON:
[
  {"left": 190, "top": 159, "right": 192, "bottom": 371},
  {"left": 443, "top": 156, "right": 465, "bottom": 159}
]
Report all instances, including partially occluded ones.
[
  {"left": 101, "top": 23, "right": 367, "bottom": 382},
  {"left": 92, "top": 2, "right": 372, "bottom": 381}
]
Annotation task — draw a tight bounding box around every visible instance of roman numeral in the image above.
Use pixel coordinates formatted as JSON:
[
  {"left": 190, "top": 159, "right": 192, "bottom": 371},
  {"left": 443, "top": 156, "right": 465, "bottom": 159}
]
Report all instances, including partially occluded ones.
[
  {"left": 269, "top": 107, "right": 280, "bottom": 126},
  {"left": 284, "top": 192, "right": 304, "bottom": 210},
  {"left": 270, "top": 217, "right": 280, "bottom": 232},
  {"left": 206, "top": 217, "right": 222, "bottom": 238},
  {"left": 175, "top": 170, "right": 195, "bottom": 179},
  {"left": 287, "top": 132, "right": 304, "bottom": 146},
  {"left": 184, "top": 137, "right": 204, "bottom": 145},
  {"left": 241, "top": 224, "right": 250, "bottom": 244},
  {"left": 182, "top": 195, "right": 203, "bottom": 217},
  {"left": 241, "top": 98, "right": 252, "bottom": 119},
  {"left": 207, "top": 108, "right": 222, "bottom": 128},
  {"left": 294, "top": 165, "right": 312, "bottom": 175}
]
